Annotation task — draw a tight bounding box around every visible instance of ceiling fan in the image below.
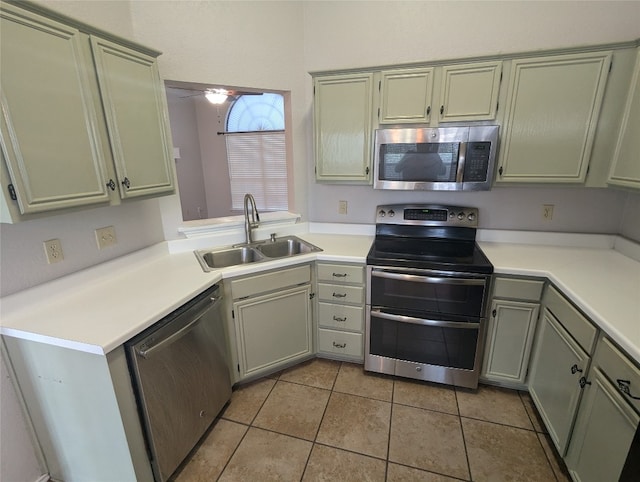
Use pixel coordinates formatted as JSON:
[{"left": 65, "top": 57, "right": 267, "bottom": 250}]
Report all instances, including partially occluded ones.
[{"left": 166, "top": 82, "right": 263, "bottom": 104}]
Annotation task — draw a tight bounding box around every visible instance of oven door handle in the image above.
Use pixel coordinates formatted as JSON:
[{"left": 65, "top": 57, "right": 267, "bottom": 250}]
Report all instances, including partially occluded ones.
[
  {"left": 370, "top": 309, "right": 479, "bottom": 329},
  {"left": 371, "top": 270, "right": 485, "bottom": 285}
]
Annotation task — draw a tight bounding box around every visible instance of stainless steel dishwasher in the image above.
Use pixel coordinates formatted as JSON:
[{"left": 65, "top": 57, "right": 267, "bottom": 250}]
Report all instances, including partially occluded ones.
[{"left": 126, "top": 283, "right": 231, "bottom": 482}]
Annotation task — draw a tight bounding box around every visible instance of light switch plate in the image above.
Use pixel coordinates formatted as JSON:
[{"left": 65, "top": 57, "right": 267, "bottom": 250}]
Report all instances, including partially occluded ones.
[{"left": 95, "top": 226, "right": 117, "bottom": 249}]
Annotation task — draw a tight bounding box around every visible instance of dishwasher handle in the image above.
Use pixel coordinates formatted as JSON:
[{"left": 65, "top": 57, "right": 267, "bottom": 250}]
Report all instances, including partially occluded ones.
[{"left": 136, "top": 293, "right": 222, "bottom": 359}]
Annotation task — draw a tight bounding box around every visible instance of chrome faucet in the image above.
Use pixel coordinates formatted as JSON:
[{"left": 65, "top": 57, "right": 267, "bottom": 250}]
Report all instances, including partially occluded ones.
[{"left": 243, "top": 193, "right": 260, "bottom": 244}]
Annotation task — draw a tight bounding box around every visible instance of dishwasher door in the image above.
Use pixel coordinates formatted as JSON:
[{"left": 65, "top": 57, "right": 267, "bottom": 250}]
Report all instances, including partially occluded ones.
[{"left": 126, "top": 283, "right": 231, "bottom": 482}]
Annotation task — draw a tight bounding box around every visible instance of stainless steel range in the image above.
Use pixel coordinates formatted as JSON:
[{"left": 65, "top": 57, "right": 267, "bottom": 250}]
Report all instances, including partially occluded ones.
[{"left": 365, "top": 204, "right": 493, "bottom": 389}]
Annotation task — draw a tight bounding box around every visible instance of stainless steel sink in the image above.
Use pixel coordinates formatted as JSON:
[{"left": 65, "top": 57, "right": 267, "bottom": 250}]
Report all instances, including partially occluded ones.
[
  {"left": 196, "top": 246, "right": 264, "bottom": 271},
  {"left": 195, "top": 235, "right": 321, "bottom": 271},
  {"left": 256, "top": 236, "right": 321, "bottom": 258}
]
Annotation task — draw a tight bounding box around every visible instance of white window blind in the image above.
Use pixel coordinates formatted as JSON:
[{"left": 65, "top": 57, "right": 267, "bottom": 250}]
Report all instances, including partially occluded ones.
[{"left": 225, "top": 131, "right": 288, "bottom": 211}]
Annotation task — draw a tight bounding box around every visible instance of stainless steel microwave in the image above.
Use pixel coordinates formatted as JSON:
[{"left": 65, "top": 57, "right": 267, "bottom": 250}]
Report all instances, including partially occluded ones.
[{"left": 373, "top": 125, "right": 499, "bottom": 191}]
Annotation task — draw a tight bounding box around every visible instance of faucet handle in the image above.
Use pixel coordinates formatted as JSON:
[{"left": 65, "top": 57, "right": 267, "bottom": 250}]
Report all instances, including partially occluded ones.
[{"left": 270, "top": 233, "right": 277, "bottom": 242}]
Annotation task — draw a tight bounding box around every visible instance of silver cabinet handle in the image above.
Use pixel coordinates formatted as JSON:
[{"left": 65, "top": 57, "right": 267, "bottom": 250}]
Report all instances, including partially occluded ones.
[{"left": 332, "top": 272, "right": 347, "bottom": 278}]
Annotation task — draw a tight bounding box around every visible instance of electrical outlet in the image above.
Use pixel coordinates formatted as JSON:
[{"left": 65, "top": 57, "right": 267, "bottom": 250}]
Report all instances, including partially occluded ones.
[
  {"left": 338, "top": 200, "right": 348, "bottom": 215},
  {"left": 543, "top": 204, "right": 554, "bottom": 220},
  {"left": 95, "top": 226, "right": 117, "bottom": 249},
  {"left": 43, "top": 239, "right": 64, "bottom": 264}
]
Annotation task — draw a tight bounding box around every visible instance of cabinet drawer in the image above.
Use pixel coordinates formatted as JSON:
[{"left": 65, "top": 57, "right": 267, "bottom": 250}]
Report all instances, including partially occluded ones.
[
  {"left": 318, "top": 302, "right": 364, "bottom": 332},
  {"left": 543, "top": 286, "right": 597, "bottom": 354},
  {"left": 494, "top": 277, "right": 544, "bottom": 301},
  {"left": 231, "top": 265, "right": 311, "bottom": 300},
  {"left": 317, "top": 263, "right": 364, "bottom": 284},
  {"left": 318, "top": 329, "right": 363, "bottom": 358},
  {"left": 318, "top": 283, "right": 364, "bottom": 304},
  {"left": 594, "top": 337, "right": 640, "bottom": 414}
]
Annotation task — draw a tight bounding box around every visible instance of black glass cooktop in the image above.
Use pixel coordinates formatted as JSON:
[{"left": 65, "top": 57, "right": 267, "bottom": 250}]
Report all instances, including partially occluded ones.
[{"left": 366, "top": 233, "right": 493, "bottom": 274}]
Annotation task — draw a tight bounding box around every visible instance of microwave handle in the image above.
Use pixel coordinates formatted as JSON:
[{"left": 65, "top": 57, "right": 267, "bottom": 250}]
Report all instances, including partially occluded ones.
[{"left": 456, "top": 142, "right": 468, "bottom": 183}]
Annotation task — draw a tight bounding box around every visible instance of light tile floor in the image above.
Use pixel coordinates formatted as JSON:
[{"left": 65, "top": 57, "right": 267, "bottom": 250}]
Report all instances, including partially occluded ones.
[{"left": 174, "top": 359, "right": 571, "bottom": 482}]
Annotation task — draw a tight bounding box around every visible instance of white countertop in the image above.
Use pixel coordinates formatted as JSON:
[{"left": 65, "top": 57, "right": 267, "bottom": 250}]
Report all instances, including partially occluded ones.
[
  {"left": 1, "top": 228, "right": 638, "bottom": 364},
  {"left": 479, "top": 241, "right": 640, "bottom": 362}
]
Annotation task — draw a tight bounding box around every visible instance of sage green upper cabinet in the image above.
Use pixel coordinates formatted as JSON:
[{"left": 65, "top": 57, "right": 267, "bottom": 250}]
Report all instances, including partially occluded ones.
[
  {"left": 91, "top": 37, "right": 174, "bottom": 199},
  {"left": 379, "top": 67, "right": 434, "bottom": 124},
  {"left": 608, "top": 48, "right": 640, "bottom": 190},
  {"left": 438, "top": 61, "right": 502, "bottom": 122},
  {"left": 378, "top": 61, "right": 502, "bottom": 125},
  {"left": 0, "top": 2, "right": 175, "bottom": 223},
  {"left": 497, "top": 51, "right": 612, "bottom": 183},
  {"left": 314, "top": 73, "right": 374, "bottom": 183},
  {"left": 0, "top": 5, "right": 111, "bottom": 215}
]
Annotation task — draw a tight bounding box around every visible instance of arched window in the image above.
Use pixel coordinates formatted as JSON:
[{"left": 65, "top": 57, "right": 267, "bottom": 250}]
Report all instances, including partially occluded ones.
[{"left": 225, "top": 93, "right": 287, "bottom": 211}]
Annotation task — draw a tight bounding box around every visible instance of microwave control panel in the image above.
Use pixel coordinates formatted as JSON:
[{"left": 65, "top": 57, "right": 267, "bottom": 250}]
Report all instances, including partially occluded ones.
[{"left": 463, "top": 142, "right": 492, "bottom": 182}]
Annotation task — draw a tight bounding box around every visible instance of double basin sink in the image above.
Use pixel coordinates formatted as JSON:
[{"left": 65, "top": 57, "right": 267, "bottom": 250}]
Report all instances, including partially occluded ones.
[{"left": 195, "top": 235, "right": 322, "bottom": 271}]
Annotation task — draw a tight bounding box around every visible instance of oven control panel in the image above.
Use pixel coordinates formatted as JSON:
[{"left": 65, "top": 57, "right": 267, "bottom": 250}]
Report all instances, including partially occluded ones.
[{"left": 375, "top": 204, "right": 478, "bottom": 227}]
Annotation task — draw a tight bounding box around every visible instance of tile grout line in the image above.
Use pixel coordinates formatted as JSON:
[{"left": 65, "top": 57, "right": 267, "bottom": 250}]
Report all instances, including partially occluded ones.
[
  {"left": 384, "top": 378, "right": 395, "bottom": 482},
  {"left": 299, "top": 361, "right": 344, "bottom": 481},
  {"left": 517, "top": 390, "right": 563, "bottom": 482},
  {"left": 454, "top": 386, "right": 474, "bottom": 482}
]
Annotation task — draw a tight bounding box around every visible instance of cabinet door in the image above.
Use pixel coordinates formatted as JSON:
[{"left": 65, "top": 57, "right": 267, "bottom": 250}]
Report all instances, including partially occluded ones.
[
  {"left": 91, "top": 37, "right": 174, "bottom": 198},
  {"left": 566, "top": 368, "right": 639, "bottom": 482},
  {"left": 439, "top": 61, "right": 502, "bottom": 122},
  {"left": 379, "top": 68, "right": 434, "bottom": 124},
  {"left": 234, "top": 285, "right": 312, "bottom": 379},
  {"left": 482, "top": 299, "right": 539, "bottom": 385},
  {"left": 608, "top": 48, "right": 640, "bottom": 189},
  {"left": 314, "top": 73, "right": 373, "bottom": 183},
  {"left": 528, "top": 309, "right": 590, "bottom": 455},
  {"left": 0, "top": 6, "right": 110, "bottom": 214},
  {"left": 497, "top": 52, "right": 611, "bottom": 183}
]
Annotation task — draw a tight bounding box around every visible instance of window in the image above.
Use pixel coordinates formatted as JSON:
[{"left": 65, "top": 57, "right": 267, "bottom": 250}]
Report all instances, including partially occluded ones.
[{"left": 225, "top": 93, "right": 287, "bottom": 211}]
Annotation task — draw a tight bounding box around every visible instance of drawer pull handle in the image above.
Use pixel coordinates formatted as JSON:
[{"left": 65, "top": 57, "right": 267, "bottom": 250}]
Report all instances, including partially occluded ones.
[
  {"left": 332, "top": 292, "right": 347, "bottom": 298},
  {"left": 617, "top": 379, "right": 640, "bottom": 400},
  {"left": 571, "top": 364, "right": 583, "bottom": 375},
  {"left": 333, "top": 316, "right": 347, "bottom": 322},
  {"left": 333, "top": 342, "right": 346, "bottom": 348},
  {"left": 332, "top": 273, "right": 348, "bottom": 278},
  {"left": 579, "top": 377, "right": 591, "bottom": 389}
]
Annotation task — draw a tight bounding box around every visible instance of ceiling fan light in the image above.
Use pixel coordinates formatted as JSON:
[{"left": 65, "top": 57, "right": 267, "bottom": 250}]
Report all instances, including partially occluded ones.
[{"left": 205, "top": 88, "right": 229, "bottom": 104}]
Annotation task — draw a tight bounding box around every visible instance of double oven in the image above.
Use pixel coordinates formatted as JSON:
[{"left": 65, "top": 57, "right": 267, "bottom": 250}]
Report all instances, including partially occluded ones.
[{"left": 365, "top": 204, "right": 493, "bottom": 389}]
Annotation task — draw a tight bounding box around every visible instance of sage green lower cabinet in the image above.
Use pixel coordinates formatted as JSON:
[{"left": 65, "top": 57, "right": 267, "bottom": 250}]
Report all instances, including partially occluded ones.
[
  {"left": 529, "top": 284, "right": 600, "bottom": 457},
  {"left": 528, "top": 309, "right": 591, "bottom": 455},
  {"left": 230, "top": 264, "right": 313, "bottom": 381},
  {"left": 565, "top": 335, "right": 640, "bottom": 481},
  {"left": 481, "top": 276, "right": 544, "bottom": 388},
  {"left": 316, "top": 262, "right": 365, "bottom": 361},
  {"left": 482, "top": 299, "right": 540, "bottom": 387},
  {"left": 2, "top": 337, "right": 152, "bottom": 482},
  {"left": 565, "top": 368, "right": 639, "bottom": 482}
]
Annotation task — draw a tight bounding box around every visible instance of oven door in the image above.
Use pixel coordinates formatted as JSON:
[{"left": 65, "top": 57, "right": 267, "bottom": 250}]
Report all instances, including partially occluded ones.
[
  {"left": 367, "top": 267, "right": 489, "bottom": 319},
  {"left": 365, "top": 307, "right": 485, "bottom": 388}
]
